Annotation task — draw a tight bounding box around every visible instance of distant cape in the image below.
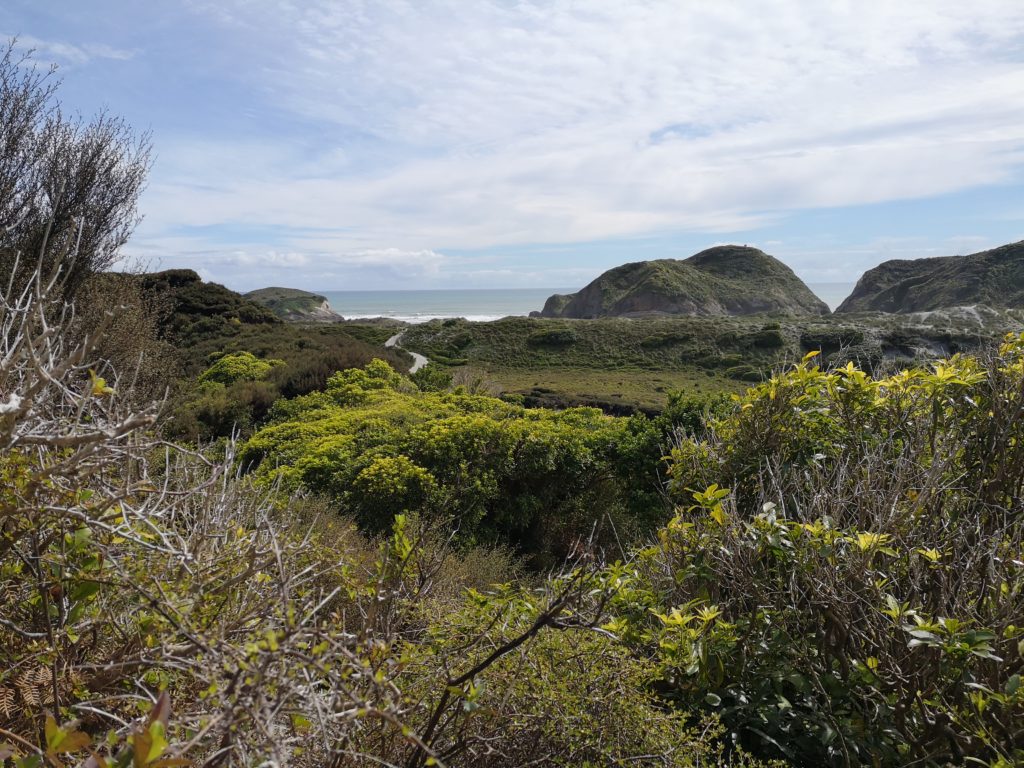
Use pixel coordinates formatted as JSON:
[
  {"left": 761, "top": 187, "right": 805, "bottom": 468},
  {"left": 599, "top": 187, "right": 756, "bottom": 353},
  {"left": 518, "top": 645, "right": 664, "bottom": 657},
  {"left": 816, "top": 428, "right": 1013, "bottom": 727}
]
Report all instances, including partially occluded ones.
[{"left": 245, "top": 287, "right": 344, "bottom": 322}]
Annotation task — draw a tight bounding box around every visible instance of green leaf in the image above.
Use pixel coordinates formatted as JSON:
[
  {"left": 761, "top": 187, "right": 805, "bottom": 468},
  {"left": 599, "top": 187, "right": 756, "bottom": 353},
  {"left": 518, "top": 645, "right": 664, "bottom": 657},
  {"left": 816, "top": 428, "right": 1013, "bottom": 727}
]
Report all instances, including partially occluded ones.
[
  {"left": 44, "top": 716, "right": 91, "bottom": 754},
  {"left": 44, "top": 716, "right": 60, "bottom": 750},
  {"left": 144, "top": 722, "right": 168, "bottom": 763},
  {"left": 70, "top": 581, "right": 102, "bottom": 603},
  {"left": 1005, "top": 674, "right": 1021, "bottom": 695}
]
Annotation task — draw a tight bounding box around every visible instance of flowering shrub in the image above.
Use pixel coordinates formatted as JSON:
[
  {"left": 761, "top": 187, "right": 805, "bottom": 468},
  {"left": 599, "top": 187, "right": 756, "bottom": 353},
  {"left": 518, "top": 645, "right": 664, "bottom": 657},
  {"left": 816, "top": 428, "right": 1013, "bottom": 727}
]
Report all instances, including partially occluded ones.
[{"left": 611, "top": 342, "right": 1024, "bottom": 765}]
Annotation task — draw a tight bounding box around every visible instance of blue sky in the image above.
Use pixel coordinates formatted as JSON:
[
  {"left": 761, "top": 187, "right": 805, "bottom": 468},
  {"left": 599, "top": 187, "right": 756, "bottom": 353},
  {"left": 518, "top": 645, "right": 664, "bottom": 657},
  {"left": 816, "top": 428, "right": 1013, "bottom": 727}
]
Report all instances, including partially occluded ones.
[{"left": 5, "top": 1, "right": 1024, "bottom": 291}]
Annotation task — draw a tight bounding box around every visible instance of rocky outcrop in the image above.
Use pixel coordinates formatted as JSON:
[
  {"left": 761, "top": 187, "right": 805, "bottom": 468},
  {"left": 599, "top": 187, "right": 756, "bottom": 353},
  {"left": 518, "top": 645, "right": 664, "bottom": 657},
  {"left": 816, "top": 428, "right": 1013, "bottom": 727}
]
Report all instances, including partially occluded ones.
[
  {"left": 540, "top": 246, "right": 830, "bottom": 318},
  {"left": 836, "top": 241, "right": 1024, "bottom": 313}
]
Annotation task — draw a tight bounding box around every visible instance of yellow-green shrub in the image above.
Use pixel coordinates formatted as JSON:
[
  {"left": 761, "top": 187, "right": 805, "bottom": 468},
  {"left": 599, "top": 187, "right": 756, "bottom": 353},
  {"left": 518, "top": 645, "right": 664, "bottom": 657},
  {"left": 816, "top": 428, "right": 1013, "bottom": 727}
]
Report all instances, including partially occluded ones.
[
  {"left": 197, "top": 350, "right": 284, "bottom": 385},
  {"left": 604, "top": 339, "right": 1024, "bottom": 766},
  {"left": 240, "top": 360, "right": 669, "bottom": 564}
]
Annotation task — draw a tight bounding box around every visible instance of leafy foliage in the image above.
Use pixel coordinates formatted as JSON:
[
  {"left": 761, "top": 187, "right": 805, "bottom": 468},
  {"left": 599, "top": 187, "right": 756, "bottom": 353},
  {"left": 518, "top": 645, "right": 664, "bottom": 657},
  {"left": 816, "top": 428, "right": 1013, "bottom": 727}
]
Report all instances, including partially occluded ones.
[
  {"left": 0, "top": 272, "right": 739, "bottom": 766},
  {"left": 197, "top": 350, "right": 284, "bottom": 385},
  {"left": 0, "top": 271, "right": 646, "bottom": 764},
  {"left": 0, "top": 42, "right": 151, "bottom": 298},
  {"left": 6, "top": 256, "right": 1024, "bottom": 766},
  {"left": 625, "top": 344, "right": 1024, "bottom": 765},
  {"left": 409, "top": 362, "right": 454, "bottom": 392},
  {"left": 241, "top": 360, "right": 669, "bottom": 564}
]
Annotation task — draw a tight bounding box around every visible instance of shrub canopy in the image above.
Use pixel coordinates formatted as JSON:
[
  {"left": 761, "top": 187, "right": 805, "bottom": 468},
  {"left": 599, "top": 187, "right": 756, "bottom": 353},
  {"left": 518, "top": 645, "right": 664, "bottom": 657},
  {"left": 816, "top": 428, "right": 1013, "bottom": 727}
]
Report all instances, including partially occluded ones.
[{"left": 242, "top": 359, "right": 668, "bottom": 563}]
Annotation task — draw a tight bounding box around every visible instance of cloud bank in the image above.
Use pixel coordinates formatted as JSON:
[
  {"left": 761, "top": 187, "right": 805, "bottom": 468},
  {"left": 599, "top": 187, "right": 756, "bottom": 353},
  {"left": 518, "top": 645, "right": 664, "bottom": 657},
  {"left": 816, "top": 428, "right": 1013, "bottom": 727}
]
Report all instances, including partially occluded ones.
[{"left": 13, "top": 0, "right": 1024, "bottom": 288}]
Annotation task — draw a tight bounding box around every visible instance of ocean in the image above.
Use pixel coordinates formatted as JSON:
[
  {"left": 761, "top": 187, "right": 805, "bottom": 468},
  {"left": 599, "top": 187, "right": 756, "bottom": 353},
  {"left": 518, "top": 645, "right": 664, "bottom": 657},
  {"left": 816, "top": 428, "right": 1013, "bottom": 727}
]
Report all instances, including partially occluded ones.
[{"left": 322, "top": 283, "right": 856, "bottom": 323}]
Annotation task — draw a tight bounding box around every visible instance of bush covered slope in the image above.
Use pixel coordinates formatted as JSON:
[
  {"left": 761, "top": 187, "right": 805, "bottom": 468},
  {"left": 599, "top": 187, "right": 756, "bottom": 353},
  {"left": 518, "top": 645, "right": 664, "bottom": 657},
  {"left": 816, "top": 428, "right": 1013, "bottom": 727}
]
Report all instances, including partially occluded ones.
[
  {"left": 541, "top": 245, "right": 830, "bottom": 318},
  {"left": 240, "top": 360, "right": 669, "bottom": 565},
  {"left": 837, "top": 240, "right": 1024, "bottom": 313},
  {"left": 111, "top": 269, "right": 410, "bottom": 438},
  {"left": 4, "top": 262, "right": 1023, "bottom": 765},
  {"left": 130, "top": 269, "right": 405, "bottom": 377}
]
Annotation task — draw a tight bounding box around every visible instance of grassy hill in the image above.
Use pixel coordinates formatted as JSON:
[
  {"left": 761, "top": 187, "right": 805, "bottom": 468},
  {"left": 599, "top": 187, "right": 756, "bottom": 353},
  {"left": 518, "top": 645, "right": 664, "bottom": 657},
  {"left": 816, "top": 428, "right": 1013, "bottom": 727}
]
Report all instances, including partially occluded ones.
[
  {"left": 541, "top": 245, "right": 830, "bottom": 318},
  {"left": 837, "top": 240, "right": 1024, "bottom": 313}
]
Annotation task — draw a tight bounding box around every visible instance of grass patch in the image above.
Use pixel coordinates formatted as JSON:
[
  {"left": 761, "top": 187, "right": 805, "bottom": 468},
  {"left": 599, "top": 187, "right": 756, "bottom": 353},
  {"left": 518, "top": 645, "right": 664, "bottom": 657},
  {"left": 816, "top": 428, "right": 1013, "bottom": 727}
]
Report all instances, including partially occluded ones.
[
  {"left": 461, "top": 365, "right": 742, "bottom": 413},
  {"left": 400, "top": 314, "right": 1019, "bottom": 413}
]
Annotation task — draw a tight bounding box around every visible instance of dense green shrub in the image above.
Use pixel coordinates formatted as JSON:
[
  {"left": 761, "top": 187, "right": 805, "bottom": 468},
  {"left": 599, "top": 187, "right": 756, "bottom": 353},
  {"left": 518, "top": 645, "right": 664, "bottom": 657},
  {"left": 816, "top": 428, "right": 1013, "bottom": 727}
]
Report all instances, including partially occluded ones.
[
  {"left": 744, "top": 327, "right": 786, "bottom": 349},
  {"left": 635, "top": 344, "right": 1024, "bottom": 765},
  {"left": 658, "top": 390, "right": 733, "bottom": 439},
  {"left": 715, "top": 330, "right": 741, "bottom": 346},
  {"left": 527, "top": 327, "right": 578, "bottom": 347},
  {"left": 725, "top": 363, "right": 763, "bottom": 381},
  {"left": 241, "top": 360, "right": 667, "bottom": 563},
  {"left": 449, "top": 330, "right": 474, "bottom": 349},
  {"left": 429, "top": 353, "right": 470, "bottom": 366},
  {"left": 197, "top": 350, "right": 284, "bottom": 385},
  {"left": 640, "top": 331, "right": 693, "bottom": 348},
  {"left": 410, "top": 362, "right": 454, "bottom": 391}
]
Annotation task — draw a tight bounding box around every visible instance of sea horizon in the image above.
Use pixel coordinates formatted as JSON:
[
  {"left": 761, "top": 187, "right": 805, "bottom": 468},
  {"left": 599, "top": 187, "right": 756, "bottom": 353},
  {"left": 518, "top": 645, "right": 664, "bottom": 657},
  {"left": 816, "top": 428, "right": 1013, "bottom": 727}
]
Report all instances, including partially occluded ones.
[{"left": 322, "top": 282, "right": 856, "bottom": 323}]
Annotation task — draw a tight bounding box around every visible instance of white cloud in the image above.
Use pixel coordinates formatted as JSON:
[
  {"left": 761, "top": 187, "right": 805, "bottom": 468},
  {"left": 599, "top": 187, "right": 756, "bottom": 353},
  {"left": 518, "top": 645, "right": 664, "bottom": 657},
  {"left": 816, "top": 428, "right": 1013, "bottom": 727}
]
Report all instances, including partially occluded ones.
[
  {"left": 124, "top": 0, "right": 1024, "bottom": 283},
  {"left": 8, "top": 33, "right": 136, "bottom": 66},
  {"left": 117, "top": 231, "right": 455, "bottom": 290}
]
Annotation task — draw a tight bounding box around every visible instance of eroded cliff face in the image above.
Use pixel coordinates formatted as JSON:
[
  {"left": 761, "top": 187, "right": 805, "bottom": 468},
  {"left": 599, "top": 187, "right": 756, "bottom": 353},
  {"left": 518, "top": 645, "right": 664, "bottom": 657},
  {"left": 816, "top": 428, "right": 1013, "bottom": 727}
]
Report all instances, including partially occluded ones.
[
  {"left": 540, "top": 246, "right": 830, "bottom": 319},
  {"left": 306, "top": 299, "right": 345, "bottom": 321},
  {"left": 244, "top": 287, "right": 345, "bottom": 322},
  {"left": 277, "top": 298, "right": 344, "bottom": 322},
  {"left": 836, "top": 241, "right": 1024, "bottom": 314}
]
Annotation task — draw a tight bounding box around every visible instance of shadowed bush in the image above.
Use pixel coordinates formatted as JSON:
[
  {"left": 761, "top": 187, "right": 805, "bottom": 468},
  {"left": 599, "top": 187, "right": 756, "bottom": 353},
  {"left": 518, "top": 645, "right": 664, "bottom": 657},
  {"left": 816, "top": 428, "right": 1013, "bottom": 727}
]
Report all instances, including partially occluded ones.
[{"left": 642, "top": 347, "right": 1024, "bottom": 765}]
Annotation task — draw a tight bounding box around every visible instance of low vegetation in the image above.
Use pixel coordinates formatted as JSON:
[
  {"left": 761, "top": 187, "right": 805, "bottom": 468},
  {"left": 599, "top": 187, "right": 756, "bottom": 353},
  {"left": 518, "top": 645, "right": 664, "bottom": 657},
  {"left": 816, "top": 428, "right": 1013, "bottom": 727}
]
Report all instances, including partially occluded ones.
[
  {"left": 400, "top": 313, "right": 1016, "bottom": 413},
  {"left": 4, "top": 267, "right": 1022, "bottom": 766},
  {"left": 87, "top": 269, "right": 412, "bottom": 439},
  {"left": 239, "top": 359, "right": 670, "bottom": 566},
  {"left": 3, "top": 42, "right": 1023, "bottom": 767}
]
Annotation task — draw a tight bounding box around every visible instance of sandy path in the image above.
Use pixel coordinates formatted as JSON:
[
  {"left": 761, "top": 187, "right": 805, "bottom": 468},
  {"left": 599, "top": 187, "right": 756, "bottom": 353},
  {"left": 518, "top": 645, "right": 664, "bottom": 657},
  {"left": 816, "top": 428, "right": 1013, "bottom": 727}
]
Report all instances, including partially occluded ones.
[{"left": 385, "top": 331, "right": 429, "bottom": 373}]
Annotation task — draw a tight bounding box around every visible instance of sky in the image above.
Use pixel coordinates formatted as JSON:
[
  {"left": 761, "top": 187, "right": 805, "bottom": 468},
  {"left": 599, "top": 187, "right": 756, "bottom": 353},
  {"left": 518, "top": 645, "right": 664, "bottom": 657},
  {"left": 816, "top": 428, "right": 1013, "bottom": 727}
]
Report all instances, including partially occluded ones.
[{"left": 5, "top": 1, "right": 1024, "bottom": 292}]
